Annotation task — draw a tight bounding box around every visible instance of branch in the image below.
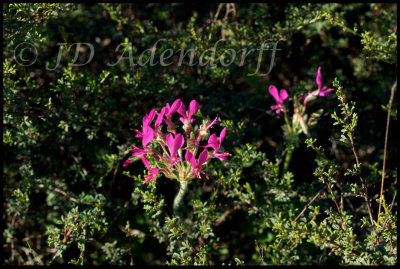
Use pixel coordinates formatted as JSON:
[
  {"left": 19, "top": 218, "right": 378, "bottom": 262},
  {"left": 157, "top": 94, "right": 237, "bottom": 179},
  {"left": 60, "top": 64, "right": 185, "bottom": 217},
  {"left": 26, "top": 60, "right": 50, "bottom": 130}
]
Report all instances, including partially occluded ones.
[
  {"left": 377, "top": 80, "right": 397, "bottom": 229},
  {"left": 338, "top": 94, "right": 376, "bottom": 235},
  {"left": 54, "top": 188, "right": 90, "bottom": 205},
  {"left": 381, "top": 190, "right": 397, "bottom": 233},
  {"left": 292, "top": 185, "right": 327, "bottom": 224}
]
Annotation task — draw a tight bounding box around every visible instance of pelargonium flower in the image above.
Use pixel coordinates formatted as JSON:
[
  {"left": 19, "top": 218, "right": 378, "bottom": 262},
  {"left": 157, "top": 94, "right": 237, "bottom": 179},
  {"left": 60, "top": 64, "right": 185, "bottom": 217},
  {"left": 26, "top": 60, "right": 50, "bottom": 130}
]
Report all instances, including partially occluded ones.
[
  {"left": 204, "top": 128, "right": 229, "bottom": 160},
  {"left": 269, "top": 85, "right": 288, "bottom": 114},
  {"left": 163, "top": 133, "right": 185, "bottom": 168},
  {"left": 163, "top": 99, "right": 182, "bottom": 120},
  {"left": 123, "top": 99, "right": 229, "bottom": 184},
  {"left": 197, "top": 116, "right": 219, "bottom": 142},
  {"left": 131, "top": 124, "right": 154, "bottom": 157},
  {"left": 185, "top": 149, "right": 209, "bottom": 178},
  {"left": 303, "top": 66, "right": 334, "bottom": 105},
  {"left": 178, "top": 99, "right": 199, "bottom": 125},
  {"left": 141, "top": 155, "right": 159, "bottom": 183},
  {"left": 135, "top": 109, "right": 155, "bottom": 138},
  {"left": 160, "top": 99, "right": 182, "bottom": 132},
  {"left": 315, "top": 66, "right": 334, "bottom": 97}
]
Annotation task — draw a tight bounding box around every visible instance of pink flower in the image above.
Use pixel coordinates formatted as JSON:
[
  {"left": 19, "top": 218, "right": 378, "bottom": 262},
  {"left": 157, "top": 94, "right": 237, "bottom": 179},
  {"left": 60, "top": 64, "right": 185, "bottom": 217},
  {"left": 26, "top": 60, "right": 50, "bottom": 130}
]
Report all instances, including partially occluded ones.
[
  {"left": 141, "top": 156, "right": 159, "bottom": 182},
  {"left": 316, "top": 66, "right": 334, "bottom": 97},
  {"left": 205, "top": 117, "right": 219, "bottom": 131},
  {"left": 155, "top": 108, "right": 165, "bottom": 128},
  {"left": 131, "top": 124, "right": 154, "bottom": 157},
  {"left": 143, "top": 109, "right": 156, "bottom": 126},
  {"left": 135, "top": 109, "right": 156, "bottom": 138},
  {"left": 123, "top": 159, "right": 132, "bottom": 167},
  {"left": 164, "top": 99, "right": 183, "bottom": 120},
  {"left": 163, "top": 133, "right": 185, "bottom": 168},
  {"left": 185, "top": 149, "right": 209, "bottom": 178},
  {"left": 303, "top": 66, "right": 334, "bottom": 106},
  {"left": 269, "top": 85, "right": 288, "bottom": 114},
  {"left": 197, "top": 117, "right": 219, "bottom": 142},
  {"left": 204, "top": 128, "right": 229, "bottom": 160},
  {"left": 159, "top": 99, "right": 183, "bottom": 132},
  {"left": 177, "top": 100, "right": 199, "bottom": 125}
]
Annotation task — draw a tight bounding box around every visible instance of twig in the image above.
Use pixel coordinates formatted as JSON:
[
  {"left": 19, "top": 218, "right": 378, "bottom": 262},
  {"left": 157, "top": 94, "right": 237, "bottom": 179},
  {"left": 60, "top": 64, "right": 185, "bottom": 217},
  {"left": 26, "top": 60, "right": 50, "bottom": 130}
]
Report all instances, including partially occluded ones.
[
  {"left": 107, "top": 163, "right": 120, "bottom": 198},
  {"left": 377, "top": 80, "right": 397, "bottom": 229},
  {"left": 292, "top": 185, "right": 327, "bottom": 224},
  {"left": 98, "top": 196, "right": 134, "bottom": 241},
  {"left": 214, "top": 204, "right": 241, "bottom": 227},
  {"left": 212, "top": 3, "right": 223, "bottom": 26},
  {"left": 321, "top": 176, "right": 344, "bottom": 228},
  {"left": 62, "top": 212, "right": 80, "bottom": 244},
  {"left": 339, "top": 94, "right": 376, "bottom": 235},
  {"left": 381, "top": 190, "right": 397, "bottom": 233},
  {"left": 76, "top": 249, "right": 84, "bottom": 265},
  {"left": 212, "top": 176, "right": 223, "bottom": 199},
  {"left": 54, "top": 188, "right": 90, "bottom": 205},
  {"left": 255, "top": 240, "right": 265, "bottom": 264},
  {"left": 327, "top": 209, "right": 345, "bottom": 233}
]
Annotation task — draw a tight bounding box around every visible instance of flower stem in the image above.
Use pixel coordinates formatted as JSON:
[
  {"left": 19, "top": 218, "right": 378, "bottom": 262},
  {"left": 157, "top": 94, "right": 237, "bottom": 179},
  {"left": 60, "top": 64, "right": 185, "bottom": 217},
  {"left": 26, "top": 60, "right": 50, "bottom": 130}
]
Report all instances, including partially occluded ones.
[
  {"left": 283, "top": 110, "right": 292, "bottom": 133},
  {"left": 173, "top": 182, "right": 189, "bottom": 215},
  {"left": 283, "top": 143, "right": 294, "bottom": 174}
]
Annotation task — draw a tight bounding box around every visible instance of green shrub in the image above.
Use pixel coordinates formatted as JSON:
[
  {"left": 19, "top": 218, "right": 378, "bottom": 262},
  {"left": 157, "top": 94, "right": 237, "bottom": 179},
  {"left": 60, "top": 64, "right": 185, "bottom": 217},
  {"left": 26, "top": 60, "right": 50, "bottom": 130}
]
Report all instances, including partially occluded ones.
[{"left": 3, "top": 3, "right": 397, "bottom": 265}]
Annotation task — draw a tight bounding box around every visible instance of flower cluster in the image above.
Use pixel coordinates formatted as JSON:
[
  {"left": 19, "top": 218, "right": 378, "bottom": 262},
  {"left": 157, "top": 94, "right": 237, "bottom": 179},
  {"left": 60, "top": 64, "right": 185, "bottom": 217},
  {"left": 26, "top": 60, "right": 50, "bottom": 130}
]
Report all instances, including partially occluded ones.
[
  {"left": 268, "top": 66, "right": 333, "bottom": 136},
  {"left": 123, "top": 99, "right": 229, "bottom": 184}
]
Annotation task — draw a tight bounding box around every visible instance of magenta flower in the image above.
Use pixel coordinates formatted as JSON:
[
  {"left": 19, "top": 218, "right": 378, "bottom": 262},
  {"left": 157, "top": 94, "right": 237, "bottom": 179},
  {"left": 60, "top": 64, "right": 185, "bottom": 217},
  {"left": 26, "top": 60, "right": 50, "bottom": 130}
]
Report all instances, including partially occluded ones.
[
  {"left": 164, "top": 99, "right": 183, "bottom": 120},
  {"left": 269, "top": 85, "right": 288, "bottom": 114},
  {"left": 123, "top": 99, "right": 229, "bottom": 184},
  {"left": 155, "top": 109, "right": 165, "bottom": 128},
  {"left": 197, "top": 116, "right": 219, "bottom": 142},
  {"left": 123, "top": 159, "right": 132, "bottom": 167},
  {"left": 177, "top": 99, "right": 199, "bottom": 125},
  {"left": 163, "top": 133, "right": 185, "bottom": 168},
  {"left": 135, "top": 109, "right": 155, "bottom": 138},
  {"left": 141, "top": 156, "right": 159, "bottom": 182},
  {"left": 131, "top": 124, "right": 154, "bottom": 157},
  {"left": 143, "top": 109, "right": 156, "bottom": 126},
  {"left": 159, "top": 99, "right": 183, "bottom": 132},
  {"left": 316, "top": 66, "right": 334, "bottom": 97},
  {"left": 185, "top": 149, "right": 209, "bottom": 178},
  {"left": 204, "top": 128, "right": 229, "bottom": 160},
  {"left": 205, "top": 117, "right": 219, "bottom": 131}
]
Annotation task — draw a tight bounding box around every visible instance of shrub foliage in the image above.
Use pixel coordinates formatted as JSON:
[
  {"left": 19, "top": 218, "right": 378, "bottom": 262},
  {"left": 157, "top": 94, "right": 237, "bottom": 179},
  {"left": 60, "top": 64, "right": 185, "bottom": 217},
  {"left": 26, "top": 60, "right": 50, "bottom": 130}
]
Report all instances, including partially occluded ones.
[{"left": 3, "top": 3, "right": 397, "bottom": 265}]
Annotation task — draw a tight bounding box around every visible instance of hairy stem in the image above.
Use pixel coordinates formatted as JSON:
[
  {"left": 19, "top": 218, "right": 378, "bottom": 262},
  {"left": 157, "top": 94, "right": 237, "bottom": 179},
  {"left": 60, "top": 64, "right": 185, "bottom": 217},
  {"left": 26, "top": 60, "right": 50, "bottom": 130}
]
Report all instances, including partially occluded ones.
[
  {"left": 283, "top": 143, "right": 294, "bottom": 174},
  {"left": 173, "top": 182, "right": 189, "bottom": 215}
]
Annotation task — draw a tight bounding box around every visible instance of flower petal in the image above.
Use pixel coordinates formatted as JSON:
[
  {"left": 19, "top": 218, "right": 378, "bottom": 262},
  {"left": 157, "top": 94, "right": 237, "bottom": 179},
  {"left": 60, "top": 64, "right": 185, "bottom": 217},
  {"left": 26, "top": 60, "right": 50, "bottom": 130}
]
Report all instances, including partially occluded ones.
[
  {"left": 269, "top": 85, "right": 280, "bottom": 102},
  {"left": 214, "top": 152, "right": 228, "bottom": 161},
  {"left": 167, "top": 99, "right": 182, "bottom": 117},
  {"left": 141, "top": 155, "right": 150, "bottom": 170},
  {"left": 198, "top": 149, "right": 209, "bottom": 166},
  {"left": 173, "top": 133, "right": 185, "bottom": 155},
  {"left": 316, "top": 66, "right": 322, "bottom": 88},
  {"left": 185, "top": 150, "right": 196, "bottom": 167},
  {"left": 155, "top": 108, "right": 165, "bottom": 127},
  {"left": 188, "top": 100, "right": 199, "bottom": 118},
  {"left": 165, "top": 133, "right": 174, "bottom": 153},
  {"left": 206, "top": 134, "right": 219, "bottom": 151},
  {"left": 279, "top": 89, "right": 288, "bottom": 101},
  {"left": 177, "top": 102, "right": 186, "bottom": 117},
  {"left": 219, "top": 128, "right": 226, "bottom": 145},
  {"left": 142, "top": 125, "right": 154, "bottom": 147},
  {"left": 123, "top": 160, "right": 132, "bottom": 167}
]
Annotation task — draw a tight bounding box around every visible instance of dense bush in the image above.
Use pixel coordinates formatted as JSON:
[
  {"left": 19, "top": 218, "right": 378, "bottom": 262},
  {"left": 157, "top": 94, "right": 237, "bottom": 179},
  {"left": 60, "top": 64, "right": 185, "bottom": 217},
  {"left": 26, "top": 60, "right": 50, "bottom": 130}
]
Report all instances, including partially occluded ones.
[{"left": 3, "top": 3, "right": 397, "bottom": 265}]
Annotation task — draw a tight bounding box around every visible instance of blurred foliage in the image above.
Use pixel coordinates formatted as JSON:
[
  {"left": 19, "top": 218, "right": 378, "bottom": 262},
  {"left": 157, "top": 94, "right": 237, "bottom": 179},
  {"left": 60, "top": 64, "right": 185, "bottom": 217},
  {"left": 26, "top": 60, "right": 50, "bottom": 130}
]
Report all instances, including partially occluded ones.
[{"left": 3, "top": 3, "right": 397, "bottom": 265}]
